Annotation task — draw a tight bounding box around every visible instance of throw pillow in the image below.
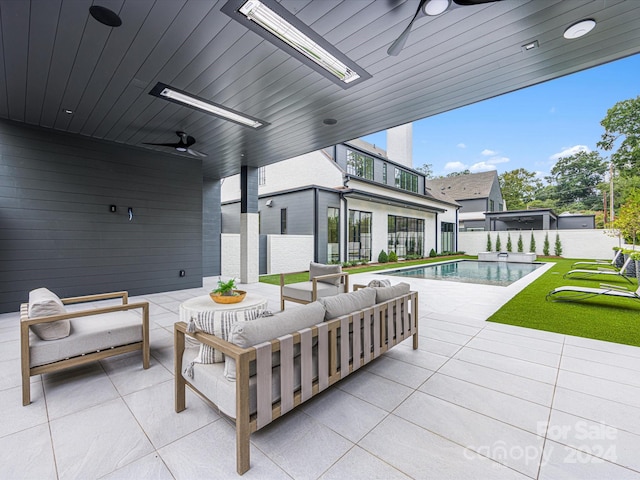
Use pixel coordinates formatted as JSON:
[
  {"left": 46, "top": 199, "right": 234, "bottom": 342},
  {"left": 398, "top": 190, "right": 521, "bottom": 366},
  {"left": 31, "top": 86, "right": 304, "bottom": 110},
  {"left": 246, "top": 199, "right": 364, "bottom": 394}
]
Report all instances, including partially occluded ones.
[
  {"left": 317, "top": 288, "right": 377, "bottom": 321},
  {"left": 186, "top": 307, "right": 263, "bottom": 376},
  {"left": 374, "top": 282, "right": 411, "bottom": 304},
  {"left": 28, "top": 288, "right": 71, "bottom": 341},
  {"left": 367, "top": 279, "right": 391, "bottom": 288},
  {"left": 309, "top": 262, "right": 342, "bottom": 286}
]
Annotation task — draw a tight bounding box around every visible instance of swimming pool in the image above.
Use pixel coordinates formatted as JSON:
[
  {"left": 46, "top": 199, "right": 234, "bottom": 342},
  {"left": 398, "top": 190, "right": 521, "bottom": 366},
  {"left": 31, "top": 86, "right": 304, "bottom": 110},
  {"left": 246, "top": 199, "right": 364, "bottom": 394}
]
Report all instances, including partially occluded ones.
[{"left": 383, "top": 260, "right": 543, "bottom": 286}]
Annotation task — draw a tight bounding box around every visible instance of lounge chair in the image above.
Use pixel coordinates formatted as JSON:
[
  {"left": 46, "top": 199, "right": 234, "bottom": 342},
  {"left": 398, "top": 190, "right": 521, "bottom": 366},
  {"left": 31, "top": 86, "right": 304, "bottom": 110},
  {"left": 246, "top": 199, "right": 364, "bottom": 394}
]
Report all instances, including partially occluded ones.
[
  {"left": 546, "top": 282, "right": 640, "bottom": 303},
  {"left": 563, "top": 256, "right": 634, "bottom": 284},
  {"left": 571, "top": 249, "right": 622, "bottom": 270}
]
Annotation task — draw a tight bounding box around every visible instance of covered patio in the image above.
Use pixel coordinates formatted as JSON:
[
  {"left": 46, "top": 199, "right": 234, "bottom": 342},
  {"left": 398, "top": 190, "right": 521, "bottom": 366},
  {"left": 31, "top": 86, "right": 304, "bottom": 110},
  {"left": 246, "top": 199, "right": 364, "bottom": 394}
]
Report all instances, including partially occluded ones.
[{"left": 2, "top": 270, "right": 639, "bottom": 479}]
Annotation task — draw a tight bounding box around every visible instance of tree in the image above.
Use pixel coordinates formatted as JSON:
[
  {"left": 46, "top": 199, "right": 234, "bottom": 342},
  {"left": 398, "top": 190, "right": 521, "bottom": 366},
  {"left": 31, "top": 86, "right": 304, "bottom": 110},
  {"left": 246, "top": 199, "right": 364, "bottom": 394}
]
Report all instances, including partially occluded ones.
[
  {"left": 548, "top": 151, "right": 607, "bottom": 210},
  {"left": 614, "top": 191, "right": 640, "bottom": 246},
  {"left": 598, "top": 95, "right": 640, "bottom": 177},
  {"left": 495, "top": 234, "right": 502, "bottom": 252},
  {"left": 486, "top": 233, "right": 492, "bottom": 252},
  {"left": 554, "top": 234, "right": 563, "bottom": 256},
  {"left": 415, "top": 163, "right": 434, "bottom": 178},
  {"left": 543, "top": 233, "right": 550, "bottom": 256},
  {"left": 529, "top": 232, "right": 536, "bottom": 253},
  {"left": 499, "top": 168, "right": 543, "bottom": 210},
  {"left": 517, "top": 234, "right": 524, "bottom": 253},
  {"left": 506, "top": 233, "right": 512, "bottom": 252}
]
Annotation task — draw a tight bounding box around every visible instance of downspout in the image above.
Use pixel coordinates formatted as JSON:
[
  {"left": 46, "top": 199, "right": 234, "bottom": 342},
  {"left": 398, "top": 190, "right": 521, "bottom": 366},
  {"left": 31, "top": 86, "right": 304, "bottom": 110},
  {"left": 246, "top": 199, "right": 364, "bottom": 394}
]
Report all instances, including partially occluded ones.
[
  {"left": 434, "top": 212, "right": 438, "bottom": 254},
  {"left": 313, "top": 187, "right": 319, "bottom": 262},
  {"left": 455, "top": 208, "right": 459, "bottom": 252},
  {"left": 341, "top": 193, "right": 348, "bottom": 263}
]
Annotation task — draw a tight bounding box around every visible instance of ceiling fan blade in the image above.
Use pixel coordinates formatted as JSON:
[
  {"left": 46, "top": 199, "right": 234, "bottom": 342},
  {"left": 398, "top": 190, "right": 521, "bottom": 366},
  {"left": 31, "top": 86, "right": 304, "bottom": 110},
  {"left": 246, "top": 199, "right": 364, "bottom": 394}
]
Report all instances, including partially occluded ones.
[
  {"left": 187, "top": 148, "right": 207, "bottom": 157},
  {"left": 143, "top": 142, "right": 182, "bottom": 147},
  {"left": 185, "top": 135, "right": 196, "bottom": 147},
  {"left": 453, "top": 0, "right": 500, "bottom": 5},
  {"left": 387, "top": 0, "right": 428, "bottom": 56}
]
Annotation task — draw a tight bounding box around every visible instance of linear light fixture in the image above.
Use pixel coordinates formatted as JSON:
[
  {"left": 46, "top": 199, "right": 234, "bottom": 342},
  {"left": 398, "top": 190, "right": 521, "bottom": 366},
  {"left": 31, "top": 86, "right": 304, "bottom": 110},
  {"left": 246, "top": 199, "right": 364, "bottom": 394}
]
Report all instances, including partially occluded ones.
[
  {"left": 221, "top": 0, "right": 371, "bottom": 89},
  {"left": 148, "top": 82, "right": 268, "bottom": 129}
]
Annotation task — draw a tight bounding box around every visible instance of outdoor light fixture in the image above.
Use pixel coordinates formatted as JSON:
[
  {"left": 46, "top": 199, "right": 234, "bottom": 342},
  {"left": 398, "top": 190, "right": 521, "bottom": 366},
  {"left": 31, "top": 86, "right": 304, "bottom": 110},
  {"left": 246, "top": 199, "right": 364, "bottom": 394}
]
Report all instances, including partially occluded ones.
[
  {"left": 521, "top": 40, "right": 538, "bottom": 52},
  {"left": 221, "top": 0, "right": 371, "bottom": 89},
  {"left": 149, "top": 83, "right": 268, "bottom": 129},
  {"left": 563, "top": 19, "right": 596, "bottom": 39}
]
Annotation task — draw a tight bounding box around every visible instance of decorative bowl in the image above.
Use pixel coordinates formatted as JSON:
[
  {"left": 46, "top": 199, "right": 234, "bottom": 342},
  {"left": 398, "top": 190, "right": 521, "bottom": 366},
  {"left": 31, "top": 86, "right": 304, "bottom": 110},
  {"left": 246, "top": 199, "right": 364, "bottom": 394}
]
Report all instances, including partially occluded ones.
[{"left": 210, "top": 290, "right": 246, "bottom": 304}]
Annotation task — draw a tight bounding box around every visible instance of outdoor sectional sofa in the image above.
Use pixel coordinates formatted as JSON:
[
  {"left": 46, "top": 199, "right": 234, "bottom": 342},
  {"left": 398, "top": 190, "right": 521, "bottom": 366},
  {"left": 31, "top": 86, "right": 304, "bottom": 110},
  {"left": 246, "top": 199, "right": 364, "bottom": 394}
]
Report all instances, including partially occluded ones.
[{"left": 174, "top": 283, "right": 418, "bottom": 475}]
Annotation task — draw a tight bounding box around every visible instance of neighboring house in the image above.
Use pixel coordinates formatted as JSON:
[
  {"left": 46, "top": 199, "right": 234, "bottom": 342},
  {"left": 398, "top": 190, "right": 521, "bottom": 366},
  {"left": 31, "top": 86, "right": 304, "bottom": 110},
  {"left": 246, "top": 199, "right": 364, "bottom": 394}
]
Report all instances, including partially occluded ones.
[
  {"left": 484, "top": 209, "right": 595, "bottom": 231},
  {"left": 426, "top": 171, "right": 504, "bottom": 231},
  {"left": 221, "top": 139, "right": 459, "bottom": 274}
]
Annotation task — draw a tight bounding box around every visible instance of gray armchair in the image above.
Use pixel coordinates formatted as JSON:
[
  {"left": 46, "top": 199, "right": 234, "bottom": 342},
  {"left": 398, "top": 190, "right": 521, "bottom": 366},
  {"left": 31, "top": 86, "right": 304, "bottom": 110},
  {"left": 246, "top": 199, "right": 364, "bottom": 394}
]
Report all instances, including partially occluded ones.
[{"left": 280, "top": 262, "right": 349, "bottom": 310}]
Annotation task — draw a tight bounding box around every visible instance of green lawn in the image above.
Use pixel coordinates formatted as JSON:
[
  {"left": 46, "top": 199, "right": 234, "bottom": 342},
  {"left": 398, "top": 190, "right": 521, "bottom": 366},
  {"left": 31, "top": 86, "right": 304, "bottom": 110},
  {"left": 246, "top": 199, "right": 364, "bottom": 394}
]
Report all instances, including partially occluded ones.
[
  {"left": 259, "top": 255, "right": 473, "bottom": 286},
  {"left": 488, "top": 259, "right": 640, "bottom": 347}
]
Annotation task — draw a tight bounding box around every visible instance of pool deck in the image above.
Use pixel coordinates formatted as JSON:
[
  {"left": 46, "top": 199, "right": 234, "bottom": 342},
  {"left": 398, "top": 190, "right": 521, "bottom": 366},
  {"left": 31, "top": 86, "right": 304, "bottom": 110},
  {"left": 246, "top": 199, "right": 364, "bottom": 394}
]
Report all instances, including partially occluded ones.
[{"left": 2, "top": 266, "right": 640, "bottom": 479}]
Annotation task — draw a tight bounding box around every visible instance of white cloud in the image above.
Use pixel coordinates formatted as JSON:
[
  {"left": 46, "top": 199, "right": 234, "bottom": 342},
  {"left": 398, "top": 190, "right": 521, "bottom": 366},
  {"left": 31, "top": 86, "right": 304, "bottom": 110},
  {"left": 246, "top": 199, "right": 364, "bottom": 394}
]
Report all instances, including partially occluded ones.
[
  {"left": 457, "top": 143, "right": 466, "bottom": 149},
  {"left": 481, "top": 149, "right": 497, "bottom": 156},
  {"left": 444, "top": 161, "right": 467, "bottom": 171},
  {"left": 470, "top": 162, "right": 498, "bottom": 172},
  {"left": 487, "top": 156, "right": 510, "bottom": 165},
  {"left": 549, "top": 145, "right": 590, "bottom": 161}
]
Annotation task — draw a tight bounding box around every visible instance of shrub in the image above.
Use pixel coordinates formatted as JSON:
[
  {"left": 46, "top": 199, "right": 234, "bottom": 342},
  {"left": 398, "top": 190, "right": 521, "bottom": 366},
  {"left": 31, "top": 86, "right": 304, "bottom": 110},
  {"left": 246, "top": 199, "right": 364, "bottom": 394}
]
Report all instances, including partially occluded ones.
[
  {"left": 495, "top": 234, "right": 502, "bottom": 252},
  {"left": 543, "top": 233, "right": 550, "bottom": 256},
  {"left": 388, "top": 251, "right": 398, "bottom": 262},
  {"left": 529, "top": 231, "right": 536, "bottom": 253},
  {"left": 486, "top": 233, "right": 492, "bottom": 252},
  {"left": 429, "top": 248, "right": 437, "bottom": 257},
  {"left": 506, "top": 234, "right": 512, "bottom": 253},
  {"left": 554, "top": 233, "right": 563, "bottom": 257},
  {"left": 517, "top": 234, "right": 524, "bottom": 253},
  {"left": 378, "top": 250, "right": 388, "bottom": 263}
]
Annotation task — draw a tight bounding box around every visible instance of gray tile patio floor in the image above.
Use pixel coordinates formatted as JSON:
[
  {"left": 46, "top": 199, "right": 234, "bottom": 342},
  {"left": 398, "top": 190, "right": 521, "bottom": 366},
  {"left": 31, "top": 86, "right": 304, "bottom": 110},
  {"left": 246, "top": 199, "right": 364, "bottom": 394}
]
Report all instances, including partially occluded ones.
[{"left": 2, "top": 266, "right": 640, "bottom": 479}]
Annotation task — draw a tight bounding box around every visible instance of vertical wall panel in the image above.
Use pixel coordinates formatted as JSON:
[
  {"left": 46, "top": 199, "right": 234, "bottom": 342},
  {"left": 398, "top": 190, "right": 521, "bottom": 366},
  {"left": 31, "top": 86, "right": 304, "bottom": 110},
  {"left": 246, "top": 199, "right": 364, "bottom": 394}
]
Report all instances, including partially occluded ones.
[
  {"left": 0, "top": 120, "right": 203, "bottom": 313},
  {"left": 203, "top": 179, "right": 221, "bottom": 277}
]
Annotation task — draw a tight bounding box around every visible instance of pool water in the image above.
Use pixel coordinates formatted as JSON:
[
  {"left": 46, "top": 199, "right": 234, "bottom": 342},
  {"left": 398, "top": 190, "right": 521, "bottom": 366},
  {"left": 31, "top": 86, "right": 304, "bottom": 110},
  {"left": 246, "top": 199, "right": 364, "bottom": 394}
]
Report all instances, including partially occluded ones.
[{"left": 383, "top": 260, "right": 543, "bottom": 286}]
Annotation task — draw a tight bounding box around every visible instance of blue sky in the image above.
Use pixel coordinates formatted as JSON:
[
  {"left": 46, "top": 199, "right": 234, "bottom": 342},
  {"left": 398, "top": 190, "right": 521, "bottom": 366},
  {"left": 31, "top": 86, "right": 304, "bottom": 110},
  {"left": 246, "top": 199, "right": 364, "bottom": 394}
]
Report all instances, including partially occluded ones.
[{"left": 361, "top": 53, "right": 640, "bottom": 179}]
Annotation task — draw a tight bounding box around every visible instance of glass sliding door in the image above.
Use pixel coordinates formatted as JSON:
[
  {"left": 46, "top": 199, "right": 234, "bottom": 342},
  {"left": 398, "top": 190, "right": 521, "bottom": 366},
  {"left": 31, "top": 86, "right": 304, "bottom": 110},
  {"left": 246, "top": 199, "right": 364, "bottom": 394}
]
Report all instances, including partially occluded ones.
[
  {"left": 388, "top": 215, "right": 424, "bottom": 258},
  {"left": 348, "top": 210, "right": 372, "bottom": 262}
]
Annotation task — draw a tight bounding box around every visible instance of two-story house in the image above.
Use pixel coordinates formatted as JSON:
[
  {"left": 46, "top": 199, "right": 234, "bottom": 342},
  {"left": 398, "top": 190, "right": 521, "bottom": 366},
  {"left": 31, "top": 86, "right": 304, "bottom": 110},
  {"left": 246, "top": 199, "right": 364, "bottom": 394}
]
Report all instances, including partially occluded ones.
[
  {"left": 221, "top": 138, "right": 459, "bottom": 274},
  {"left": 426, "top": 171, "right": 504, "bottom": 232}
]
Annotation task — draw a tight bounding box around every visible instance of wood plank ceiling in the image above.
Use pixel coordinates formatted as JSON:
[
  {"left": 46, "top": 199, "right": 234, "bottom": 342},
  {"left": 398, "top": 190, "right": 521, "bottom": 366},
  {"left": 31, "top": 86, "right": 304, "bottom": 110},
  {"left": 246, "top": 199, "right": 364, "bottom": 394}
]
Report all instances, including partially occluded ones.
[{"left": 1, "top": 0, "right": 640, "bottom": 179}]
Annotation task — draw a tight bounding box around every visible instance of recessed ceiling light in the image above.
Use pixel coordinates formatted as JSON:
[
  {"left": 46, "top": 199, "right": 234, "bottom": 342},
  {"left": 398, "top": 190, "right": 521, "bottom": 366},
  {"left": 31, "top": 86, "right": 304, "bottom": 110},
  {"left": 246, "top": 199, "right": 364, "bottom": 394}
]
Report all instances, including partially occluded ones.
[
  {"left": 563, "top": 19, "right": 596, "bottom": 39},
  {"left": 63, "top": 109, "right": 73, "bottom": 115},
  {"left": 89, "top": 5, "right": 122, "bottom": 27},
  {"left": 221, "top": 0, "right": 370, "bottom": 89},
  {"left": 149, "top": 82, "right": 268, "bottom": 129},
  {"left": 423, "top": 0, "right": 451, "bottom": 16},
  {"left": 323, "top": 118, "right": 338, "bottom": 125}
]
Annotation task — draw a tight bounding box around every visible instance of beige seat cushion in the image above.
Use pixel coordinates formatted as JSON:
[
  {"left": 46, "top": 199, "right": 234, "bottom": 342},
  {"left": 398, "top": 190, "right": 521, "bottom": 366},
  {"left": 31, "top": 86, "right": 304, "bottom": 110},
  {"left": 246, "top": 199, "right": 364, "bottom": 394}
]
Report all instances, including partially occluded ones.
[
  {"left": 28, "top": 288, "right": 70, "bottom": 341},
  {"left": 29, "top": 310, "right": 143, "bottom": 367},
  {"left": 282, "top": 281, "right": 341, "bottom": 303},
  {"left": 317, "top": 288, "right": 377, "bottom": 321}
]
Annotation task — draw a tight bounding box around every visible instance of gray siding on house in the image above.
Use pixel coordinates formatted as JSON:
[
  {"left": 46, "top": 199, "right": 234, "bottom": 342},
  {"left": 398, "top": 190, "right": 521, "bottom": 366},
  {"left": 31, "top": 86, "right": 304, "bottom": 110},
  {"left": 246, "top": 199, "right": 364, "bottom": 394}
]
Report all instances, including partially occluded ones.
[
  {"left": 203, "top": 180, "right": 221, "bottom": 276},
  {"left": 458, "top": 198, "right": 487, "bottom": 214},
  {"left": 259, "top": 190, "right": 315, "bottom": 235},
  {"left": 557, "top": 216, "right": 595, "bottom": 229},
  {"left": 0, "top": 120, "right": 203, "bottom": 313}
]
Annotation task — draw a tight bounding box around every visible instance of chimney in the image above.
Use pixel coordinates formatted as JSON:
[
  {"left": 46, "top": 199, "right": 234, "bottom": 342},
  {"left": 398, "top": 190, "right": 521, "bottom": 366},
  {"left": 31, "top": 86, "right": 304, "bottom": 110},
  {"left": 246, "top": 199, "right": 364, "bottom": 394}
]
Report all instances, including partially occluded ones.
[{"left": 386, "top": 123, "right": 413, "bottom": 168}]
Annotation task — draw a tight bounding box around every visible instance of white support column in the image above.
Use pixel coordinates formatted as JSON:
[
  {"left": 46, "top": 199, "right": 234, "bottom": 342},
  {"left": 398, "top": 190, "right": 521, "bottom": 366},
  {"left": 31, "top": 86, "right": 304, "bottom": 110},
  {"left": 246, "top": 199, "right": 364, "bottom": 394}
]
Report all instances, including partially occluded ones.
[{"left": 240, "top": 213, "right": 259, "bottom": 283}]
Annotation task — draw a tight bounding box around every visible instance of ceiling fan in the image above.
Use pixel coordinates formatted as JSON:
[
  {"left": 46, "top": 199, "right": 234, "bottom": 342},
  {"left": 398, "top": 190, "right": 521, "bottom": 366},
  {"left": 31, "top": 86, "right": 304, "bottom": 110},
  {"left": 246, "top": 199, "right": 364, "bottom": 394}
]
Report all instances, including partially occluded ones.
[
  {"left": 143, "top": 131, "right": 207, "bottom": 157},
  {"left": 387, "top": 0, "right": 502, "bottom": 56}
]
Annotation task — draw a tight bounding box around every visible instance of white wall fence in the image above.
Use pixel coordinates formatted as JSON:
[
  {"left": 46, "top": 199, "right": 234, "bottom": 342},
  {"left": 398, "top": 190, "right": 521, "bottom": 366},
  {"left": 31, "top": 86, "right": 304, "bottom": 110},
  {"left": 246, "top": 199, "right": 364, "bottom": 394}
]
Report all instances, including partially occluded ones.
[
  {"left": 221, "top": 234, "right": 314, "bottom": 278},
  {"left": 459, "top": 229, "right": 626, "bottom": 259}
]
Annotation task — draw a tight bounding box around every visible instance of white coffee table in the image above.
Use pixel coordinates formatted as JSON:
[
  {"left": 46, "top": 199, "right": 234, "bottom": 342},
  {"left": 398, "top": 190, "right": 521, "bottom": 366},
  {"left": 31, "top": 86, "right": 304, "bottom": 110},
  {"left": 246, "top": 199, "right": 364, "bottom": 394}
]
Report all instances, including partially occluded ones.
[{"left": 179, "top": 293, "right": 269, "bottom": 324}]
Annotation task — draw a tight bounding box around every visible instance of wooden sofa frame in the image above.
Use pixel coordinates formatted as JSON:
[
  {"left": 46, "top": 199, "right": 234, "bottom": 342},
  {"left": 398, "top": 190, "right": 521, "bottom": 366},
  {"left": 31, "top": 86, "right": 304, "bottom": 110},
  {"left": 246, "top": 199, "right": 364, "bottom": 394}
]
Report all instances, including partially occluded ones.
[
  {"left": 279, "top": 271, "right": 349, "bottom": 310},
  {"left": 175, "top": 290, "right": 418, "bottom": 475},
  {"left": 20, "top": 291, "right": 150, "bottom": 406}
]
